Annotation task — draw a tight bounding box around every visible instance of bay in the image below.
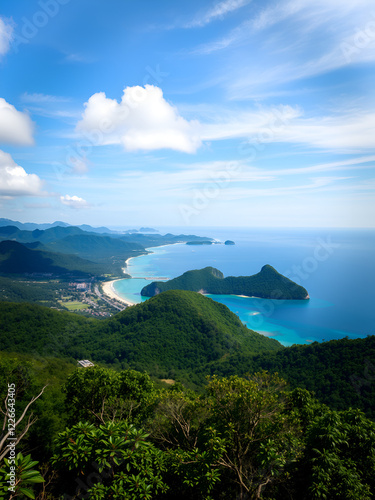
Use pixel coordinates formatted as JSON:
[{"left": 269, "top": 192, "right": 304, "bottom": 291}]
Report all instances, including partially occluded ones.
[{"left": 113, "top": 227, "right": 375, "bottom": 346}]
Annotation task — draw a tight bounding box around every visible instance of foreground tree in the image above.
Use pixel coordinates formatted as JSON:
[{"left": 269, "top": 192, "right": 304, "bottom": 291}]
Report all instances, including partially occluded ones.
[
  {"left": 0, "top": 357, "right": 47, "bottom": 499},
  {"left": 204, "top": 373, "right": 302, "bottom": 499},
  {"left": 0, "top": 357, "right": 47, "bottom": 461},
  {"left": 0, "top": 453, "right": 44, "bottom": 500},
  {"left": 272, "top": 389, "right": 375, "bottom": 499},
  {"left": 52, "top": 420, "right": 168, "bottom": 499},
  {"left": 63, "top": 367, "right": 156, "bottom": 426},
  {"left": 151, "top": 373, "right": 302, "bottom": 499},
  {"left": 304, "top": 408, "right": 375, "bottom": 499}
]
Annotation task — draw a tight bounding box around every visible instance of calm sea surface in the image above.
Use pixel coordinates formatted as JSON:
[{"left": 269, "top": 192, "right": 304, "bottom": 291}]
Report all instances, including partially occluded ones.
[{"left": 114, "top": 228, "right": 375, "bottom": 346}]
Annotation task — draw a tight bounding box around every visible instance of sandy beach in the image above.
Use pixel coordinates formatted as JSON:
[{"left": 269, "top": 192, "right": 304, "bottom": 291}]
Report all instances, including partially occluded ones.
[
  {"left": 104, "top": 243, "right": 184, "bottom": 307},
  {"left": 102, "top": 279, "right": 136, "bottom": 307},
  {"left": 124, "top": 256, "right": 136, "bottom": 269}
]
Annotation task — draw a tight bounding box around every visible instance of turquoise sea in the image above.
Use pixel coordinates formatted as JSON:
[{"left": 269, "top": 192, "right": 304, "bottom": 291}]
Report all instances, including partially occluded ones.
[{"left": 113, "top": 227, "right": 375, "bottom": 347}]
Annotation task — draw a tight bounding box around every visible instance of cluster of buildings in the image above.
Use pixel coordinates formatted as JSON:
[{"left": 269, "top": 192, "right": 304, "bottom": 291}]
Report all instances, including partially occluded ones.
[{"left": 69, "top": 282, "right": 89, "bottom": 291}]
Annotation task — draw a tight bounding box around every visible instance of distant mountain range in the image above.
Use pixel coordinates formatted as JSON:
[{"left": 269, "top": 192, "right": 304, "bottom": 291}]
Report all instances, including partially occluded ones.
[
  {"left": 0, "top": 240, "right": 108, "bottom": 276},
  {"left": 0, "top": 222, "right": 214, "bottom": 277},
  {"left": 0, "top": 225, "right": 144, "bottom": 268},
  {"left": 141, "top": 265, "right": 309, "bottom": 300},
  {"left": 0, "top": 218, "right": 158, "bottom": 234}
]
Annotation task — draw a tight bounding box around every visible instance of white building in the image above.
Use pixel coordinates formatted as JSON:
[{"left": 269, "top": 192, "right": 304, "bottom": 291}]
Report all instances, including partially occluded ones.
[{"left": 77, "top": 360, "right": 95, "bottom": 368}]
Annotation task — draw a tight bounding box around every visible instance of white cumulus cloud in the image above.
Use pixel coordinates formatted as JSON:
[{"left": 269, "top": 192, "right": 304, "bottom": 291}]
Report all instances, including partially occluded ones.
[
  {"left": 60, "top": 194, "right": 89, "bottom": 209},
  {"left": 76, "top": 85, "right": 201, "bottom": 153},
  {"left": 0, "top": 98, "right": 34, "bottom": 146},
  {"left": 0, "top": 18, "right": 13, "bottom": 56},
  {"left": 0, "top": 150, "right": 44, "bottom": 197}
]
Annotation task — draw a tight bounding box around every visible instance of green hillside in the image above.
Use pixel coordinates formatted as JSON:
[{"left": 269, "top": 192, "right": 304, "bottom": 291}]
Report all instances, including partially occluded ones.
[
  {"left": 45, "top": 233, "right": 145, "bottom": 261},
  {"left": 0, "top": 276, "right": 65, "bottom": 305},
  {"left": 0, "top": 291, "right": 281, "bottom": 386},
  {"left": 1, "top": 296, "right": 375, "bottom": 416},
  {"left": 141, "top": 265, "right": 309, "bottom": 300},
  {"left": 0, "top": 240, "right": 109, "bottom": 276},
  {"left": 0, "top": 301, "right": 91, "bottom": 358},
  {"left": 90, "top": 290, "right": 281, "bottom": 380},
  {"left": 208, "top": 335, "right": 375, "bottom": 419}
]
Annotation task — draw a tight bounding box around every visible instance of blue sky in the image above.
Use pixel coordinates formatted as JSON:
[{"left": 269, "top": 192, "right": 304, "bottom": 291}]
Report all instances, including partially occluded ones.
[{"left": 0, "top": 0, "right": 374, "bottom": 228}]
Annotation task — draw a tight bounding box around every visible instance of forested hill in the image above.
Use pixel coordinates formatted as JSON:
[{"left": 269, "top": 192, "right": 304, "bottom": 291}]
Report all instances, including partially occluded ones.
[
  {"left": 92, "top": 290, "right": 281, "bottom": 379},
  {"left": 0, "top": 240, "right": 108, "bottom": 276},
  {"left": 208, "top": 335, "right": 375, "bottom": 419},
  {"left": 141, "top": 265, "right": 309, "bottom": 300},
  {"left": 1, "top": 295, "right": 375, "bottom": 415},
  {"left": 0, "top": 291, "right": 281, "bottom": 386}
]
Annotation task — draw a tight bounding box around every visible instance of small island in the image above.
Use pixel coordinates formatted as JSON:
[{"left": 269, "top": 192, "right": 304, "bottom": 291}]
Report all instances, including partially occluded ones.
[
  {"left": 141, "top": 265, "right": 309, "bottom": 300},
  {"left": 225, "top": 240, "right": 235, "bottom": 245},
  {"left": 186, "top": 241, "right": 213, "bottom": 245}
]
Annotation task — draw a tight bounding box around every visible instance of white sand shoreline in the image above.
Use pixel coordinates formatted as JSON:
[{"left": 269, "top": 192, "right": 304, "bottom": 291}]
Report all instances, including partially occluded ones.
[
  {"left": 101, "top": 279, "right": 136, "bottom": 307},
  {"left": 124, "top": 255, "right": 136, "bottom": 271},
  {"left": 103, "top": 243, "right": 183, "bottom": 306},
  {"left": 104, "top": 242, "right": 187, "bottom": 307}
]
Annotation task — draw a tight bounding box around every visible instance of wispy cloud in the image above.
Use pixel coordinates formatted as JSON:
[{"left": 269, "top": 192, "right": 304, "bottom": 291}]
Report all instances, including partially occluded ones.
[
  {"left": 93, "top": 160, "right": 371, "bottom": 211},
  {"left": 191, "top": 18, "right": 249, "bottom": 54},
  {"left": 185, "top": 0, "right": 252, "bottom": 28},
  {"left": 20, "top": 93, "right": 79, "bottom": 121},
  {"left": 26, "top": 107, "right": 80, "bottom": 120},
  {"left": 199, "top": 106, "right": 375, "bottom": 152},
  {"left": 215, "top": 176, "right": 357, "bottom": 202},
  {"left": 273, "top": 155, "right": 375, "bottom": 176},
  {"left": 191, "top": 0, "right": 375, "bottom": 96},
  {"left": 21, "top": 92, "right": 71, "bottom": 103},
  {"left": 119, "top": 155, "right": 368, "bottom": 187},
  {"left": 0, "top": 17, "right": 13, "bottom": 56},
  {"left": 250, "top": 0, "right": 373, "bottom": 33},
  {"left": 228, "top": 43, "right": 375, "bottom": 99},
  {"left": 62, "top": 53, "right": 94, "bottom": 64}
]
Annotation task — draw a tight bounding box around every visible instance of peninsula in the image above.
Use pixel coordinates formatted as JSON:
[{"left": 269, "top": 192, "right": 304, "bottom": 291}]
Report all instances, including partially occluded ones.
[{"left": 141, "top": 265, "right": 309, "bottom": 300}]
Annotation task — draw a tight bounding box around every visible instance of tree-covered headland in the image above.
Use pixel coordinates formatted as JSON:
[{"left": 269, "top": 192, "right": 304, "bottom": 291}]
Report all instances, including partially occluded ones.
[{"left": 141, "top": 265, "right": 309, "bottom": 300}]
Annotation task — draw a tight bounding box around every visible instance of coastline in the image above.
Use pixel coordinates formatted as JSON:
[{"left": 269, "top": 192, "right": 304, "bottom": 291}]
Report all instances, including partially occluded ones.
[
  {"left": 105, "top": 243, "right": 184, "bottom": 306},
  {"left": 102, "top": 279, "right": 136, "bottom": 307},
  {"left": 96, "top": 229, "right": 372, "bottom": 347},
  {"left": 124, "top": 256, "right": 136, "bottom": 273},
  {"left": 123, "top": 242, "right": 184, "bottom": 277}
]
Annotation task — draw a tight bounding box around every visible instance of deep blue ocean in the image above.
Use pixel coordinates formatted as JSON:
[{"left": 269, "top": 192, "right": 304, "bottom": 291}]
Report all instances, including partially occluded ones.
[{"left": 114, "top": 227, "right": 375, "bottom": 346}]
